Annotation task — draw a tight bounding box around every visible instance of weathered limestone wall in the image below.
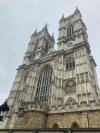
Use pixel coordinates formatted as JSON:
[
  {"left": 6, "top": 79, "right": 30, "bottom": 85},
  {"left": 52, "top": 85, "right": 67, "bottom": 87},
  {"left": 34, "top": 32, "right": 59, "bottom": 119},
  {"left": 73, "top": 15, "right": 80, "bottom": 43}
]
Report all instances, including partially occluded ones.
[
  {"left": 46, "top": 112, "right": 83, "bottom": 128},
  {"left": 46, "top": 110, "right": 100, "bottom": 128},
  {"left": 88, "top": 111, "right": 100, "bottom": 128},
  {"left": 14, "top": 111, "right": 47, "bottom": 128},
  {"left": 0, "top": 122, "right": 2, "bottom": 129},
  {"left": 8, "top": 110, "right": 100, "bottom": 129}
]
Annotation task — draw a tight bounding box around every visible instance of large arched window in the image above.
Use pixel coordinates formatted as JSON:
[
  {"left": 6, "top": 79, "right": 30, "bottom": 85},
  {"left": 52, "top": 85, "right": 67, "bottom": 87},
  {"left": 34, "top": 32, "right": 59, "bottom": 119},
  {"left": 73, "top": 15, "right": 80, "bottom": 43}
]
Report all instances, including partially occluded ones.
[{"left": 35, "top": 65, "right": 52, "bottom": 101}]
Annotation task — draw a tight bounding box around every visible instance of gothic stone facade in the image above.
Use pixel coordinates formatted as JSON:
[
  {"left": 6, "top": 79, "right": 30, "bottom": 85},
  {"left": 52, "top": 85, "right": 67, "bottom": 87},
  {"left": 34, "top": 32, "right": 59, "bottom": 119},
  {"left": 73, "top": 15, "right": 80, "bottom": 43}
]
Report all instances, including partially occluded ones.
[{"left": 1, "top": 8, "right": 100, "bottom": 129}]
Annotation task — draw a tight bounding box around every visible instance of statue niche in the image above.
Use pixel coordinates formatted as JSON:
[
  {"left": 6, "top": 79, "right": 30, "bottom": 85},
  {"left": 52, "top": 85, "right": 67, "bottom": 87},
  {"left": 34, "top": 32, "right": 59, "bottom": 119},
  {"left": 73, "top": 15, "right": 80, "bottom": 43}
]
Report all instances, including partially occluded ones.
[{"left": 42, "top": 39, "right": 48, "bottom": 55}]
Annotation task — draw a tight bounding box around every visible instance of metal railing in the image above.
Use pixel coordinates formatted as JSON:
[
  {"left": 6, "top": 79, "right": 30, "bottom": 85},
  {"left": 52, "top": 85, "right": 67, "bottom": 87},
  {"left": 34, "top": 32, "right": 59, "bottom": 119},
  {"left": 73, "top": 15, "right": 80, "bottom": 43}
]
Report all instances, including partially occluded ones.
[{"left": 0, "top": 128, "right": 100, "bottom": 133}]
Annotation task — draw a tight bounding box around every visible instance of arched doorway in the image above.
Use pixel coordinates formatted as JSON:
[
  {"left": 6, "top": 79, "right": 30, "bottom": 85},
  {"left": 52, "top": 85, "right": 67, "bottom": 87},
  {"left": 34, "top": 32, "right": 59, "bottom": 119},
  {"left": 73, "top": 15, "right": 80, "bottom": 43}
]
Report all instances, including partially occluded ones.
[
  {"left": 52, "top": 123, "right": 59, "bottom": 128},
  {"left": 71, "top": 122, "right": 79, "bottom": 128}
]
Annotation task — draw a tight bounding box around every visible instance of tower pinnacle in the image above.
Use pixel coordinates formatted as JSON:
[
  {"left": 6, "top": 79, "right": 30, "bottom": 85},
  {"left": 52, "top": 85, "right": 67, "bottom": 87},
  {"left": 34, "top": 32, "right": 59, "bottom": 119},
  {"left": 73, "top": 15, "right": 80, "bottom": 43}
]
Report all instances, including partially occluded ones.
[
  {"left": 43, "top": 23, "right": 48, "bottom": 31},
  {"left": 74, "top": 6, "right": 81, "bottom": 15},
  {"left": 59, "top": 14, "right": 64, "bottom": 23},
  {"left": 31, "top": 28, "right": 37, "bottom": 37}
]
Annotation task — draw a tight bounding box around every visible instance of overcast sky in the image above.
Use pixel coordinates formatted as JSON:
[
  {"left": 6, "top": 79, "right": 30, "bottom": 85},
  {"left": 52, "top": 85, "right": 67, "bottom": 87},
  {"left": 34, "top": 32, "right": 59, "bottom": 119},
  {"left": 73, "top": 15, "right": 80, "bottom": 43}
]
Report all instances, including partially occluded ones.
[{"left": 0, "top": 0, "right": 100, "bottom": 105}]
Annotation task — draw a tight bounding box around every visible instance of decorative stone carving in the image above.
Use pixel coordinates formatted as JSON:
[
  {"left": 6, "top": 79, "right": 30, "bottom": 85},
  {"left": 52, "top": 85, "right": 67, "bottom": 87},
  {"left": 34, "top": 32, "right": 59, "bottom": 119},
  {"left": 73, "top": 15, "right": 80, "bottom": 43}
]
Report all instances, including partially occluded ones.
[
  {"left": 65, "top": 80, "right": 76, "bottom": 94},
  {"left": 65, "top": 97, "right": 78, "bottom": 106},
  {"left": 64, "top": 35, "right": 75, "bottom": 44},
  {"left": 42, "top": 103, "right": 49, "bottom": 111}
]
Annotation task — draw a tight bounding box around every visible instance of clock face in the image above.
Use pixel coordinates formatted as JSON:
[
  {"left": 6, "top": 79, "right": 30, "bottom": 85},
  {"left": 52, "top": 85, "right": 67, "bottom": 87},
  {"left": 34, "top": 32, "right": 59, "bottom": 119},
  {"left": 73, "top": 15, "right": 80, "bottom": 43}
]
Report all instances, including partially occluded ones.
[{"left": 67, "top": 42, "right": 73, "bottom": 47}]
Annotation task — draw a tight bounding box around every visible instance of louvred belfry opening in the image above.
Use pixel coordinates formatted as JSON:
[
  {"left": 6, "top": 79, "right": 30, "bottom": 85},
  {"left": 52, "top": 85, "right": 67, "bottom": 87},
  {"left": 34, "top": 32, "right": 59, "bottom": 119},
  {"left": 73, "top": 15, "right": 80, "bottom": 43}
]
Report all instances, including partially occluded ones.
[{"left": 35, "top": 65, "right": 52, "bottom": 101}]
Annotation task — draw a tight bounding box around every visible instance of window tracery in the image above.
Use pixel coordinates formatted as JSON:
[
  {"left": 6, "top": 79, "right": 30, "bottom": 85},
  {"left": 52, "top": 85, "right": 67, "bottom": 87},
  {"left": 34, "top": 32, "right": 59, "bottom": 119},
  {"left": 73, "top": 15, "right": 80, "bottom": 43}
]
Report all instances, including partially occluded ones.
[{"left": 35, "top": 65, "right": 52, "bottom": 101}]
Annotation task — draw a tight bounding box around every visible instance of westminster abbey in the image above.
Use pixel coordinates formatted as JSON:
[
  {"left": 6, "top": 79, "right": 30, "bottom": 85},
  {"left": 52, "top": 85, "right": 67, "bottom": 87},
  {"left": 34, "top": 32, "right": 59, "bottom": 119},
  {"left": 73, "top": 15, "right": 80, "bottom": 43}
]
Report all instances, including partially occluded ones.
[{"left": 0, "top": 8, "right": 100, "bottom": 129}]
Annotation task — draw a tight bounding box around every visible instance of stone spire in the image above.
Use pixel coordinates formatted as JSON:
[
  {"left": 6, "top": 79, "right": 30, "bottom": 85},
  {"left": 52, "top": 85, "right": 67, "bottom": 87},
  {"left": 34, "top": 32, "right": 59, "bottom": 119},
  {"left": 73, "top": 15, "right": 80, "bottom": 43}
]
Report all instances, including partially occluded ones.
[
  {"left": 34, "top": 28, "right": 37, "bottom": 34},
  {"left": 52, "top": 33, "right": 55, "bottom": 43},
  {"left": 74, "top": 6, "right": 81, "bottom": 15},
  {"left": 42, "top": 23, "right": 48, "bottom": 31},
  {"left": 59, "top": 14, "right": 64, "bottom": 23},
  {"left": 31, "top": 28, "right": 37, "bottom": 37}
]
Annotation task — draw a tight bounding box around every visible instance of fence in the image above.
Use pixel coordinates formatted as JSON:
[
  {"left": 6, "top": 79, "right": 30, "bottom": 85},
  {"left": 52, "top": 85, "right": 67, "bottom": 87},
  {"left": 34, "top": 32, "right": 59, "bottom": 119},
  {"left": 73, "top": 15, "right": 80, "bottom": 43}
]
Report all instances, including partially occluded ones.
[{"left": 0, "top": 128, "right": 100, "bottom": 133}]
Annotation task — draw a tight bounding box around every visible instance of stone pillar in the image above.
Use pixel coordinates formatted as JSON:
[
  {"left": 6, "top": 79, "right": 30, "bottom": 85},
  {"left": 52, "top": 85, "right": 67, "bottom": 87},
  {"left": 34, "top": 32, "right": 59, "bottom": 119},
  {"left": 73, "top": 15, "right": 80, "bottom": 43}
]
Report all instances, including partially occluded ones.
[{"left": 82, "top": 112, "right": 89, "bottom": 128}]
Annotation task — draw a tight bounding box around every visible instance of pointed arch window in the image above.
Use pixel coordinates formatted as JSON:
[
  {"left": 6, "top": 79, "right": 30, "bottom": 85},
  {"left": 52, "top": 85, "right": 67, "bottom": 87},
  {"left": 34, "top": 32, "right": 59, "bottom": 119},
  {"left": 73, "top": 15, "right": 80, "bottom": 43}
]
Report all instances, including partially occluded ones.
[
  {"left": 35, "top": 65, "right": 52, "bottom": 101},
  {"left": 67, "top": 24, "right": 73, "bottom": 36},
  {"left": 66, "top": 58, "right": 75, "bottom": 71}
]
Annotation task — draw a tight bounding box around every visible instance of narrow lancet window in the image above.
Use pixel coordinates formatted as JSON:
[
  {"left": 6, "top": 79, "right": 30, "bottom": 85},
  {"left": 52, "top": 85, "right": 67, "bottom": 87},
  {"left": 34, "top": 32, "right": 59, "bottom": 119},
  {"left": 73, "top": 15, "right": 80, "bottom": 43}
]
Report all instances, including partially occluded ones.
[
  {"left": 66, "top": 58, "right": 75, "bottom": 71},
  {"left": 67, "top": 24, "right": 73, "bottom": 36}
]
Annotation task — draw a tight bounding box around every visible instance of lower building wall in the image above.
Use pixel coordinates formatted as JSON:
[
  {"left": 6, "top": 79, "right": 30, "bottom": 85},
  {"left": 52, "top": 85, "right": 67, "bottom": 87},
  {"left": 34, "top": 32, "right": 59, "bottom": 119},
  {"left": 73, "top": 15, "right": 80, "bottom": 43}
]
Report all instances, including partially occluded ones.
[
  {"left": 88, "top": 111, "right": 100, "bottom": 128},
  {"left": 46, "top": 112, "right": 83, "bottom": 128},
  {"left": 46, "top": 110, "right": 100, "bottom": 128},
  {"left": 14, "top": 111, "right": 47, "bottom": 128},
  {"left": 3, "top": 110, "right": 100, "bottom": 129}
]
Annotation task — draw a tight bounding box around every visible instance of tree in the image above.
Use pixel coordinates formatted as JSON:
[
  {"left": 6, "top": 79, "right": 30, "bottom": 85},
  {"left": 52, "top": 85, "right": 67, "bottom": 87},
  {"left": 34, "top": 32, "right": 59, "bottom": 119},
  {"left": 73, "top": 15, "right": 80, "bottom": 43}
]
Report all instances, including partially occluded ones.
[{"left": 0, "top": 99, "right": 9, "bottom": 121}]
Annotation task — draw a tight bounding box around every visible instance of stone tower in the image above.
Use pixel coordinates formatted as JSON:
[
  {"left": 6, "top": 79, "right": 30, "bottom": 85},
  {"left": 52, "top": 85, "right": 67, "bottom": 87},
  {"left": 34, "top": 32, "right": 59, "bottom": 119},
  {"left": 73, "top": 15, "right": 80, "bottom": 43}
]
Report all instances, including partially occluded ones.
[{"left": 1, "top": 8, "right": 100, "bottom": 129}]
